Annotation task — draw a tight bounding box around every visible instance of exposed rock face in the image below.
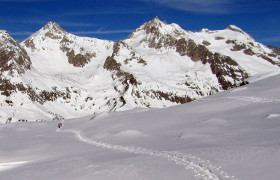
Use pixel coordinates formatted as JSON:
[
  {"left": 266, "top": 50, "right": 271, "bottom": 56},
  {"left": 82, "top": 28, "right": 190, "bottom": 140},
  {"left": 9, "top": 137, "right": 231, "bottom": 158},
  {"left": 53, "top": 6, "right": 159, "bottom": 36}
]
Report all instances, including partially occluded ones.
[
  {"left": 151, "top": 90, "right": 191, "bottom": 104},
  {"left": 0, "top": 31, "right": 31, "bottom": 75},
  {"left": 103, "top": 41, "right": 140, "bottom": 109},
  {"left": 62, "top": 46, "right": 95, "bottom": 67},
  {"left": 172, "top": 38, "right": 247, "bottom": 89},
  {"left": 202, "top": 40, "right": 211, "bottom": 46},
  {"left": 0, "top": 77, "right": 71, "bottom": 104},
  {"left": 267, "top": 45, "right": 280, "bottom": 65},
  {"left": 208, "top": 53, "right": 248, "bottom": 89},
  {"left": 103, "top": 41, "right": 123, "bottom": 72},
  {"left": 267, "top": 45, "right": 280, "bottom": 55},
  {"left": 225, "top": 38, "right": 280, "bottom": 67},
  {"left": 226, "top": 25, "right": 245, "bottom": 34},
  {"left": 176, "top": 39, "right": 211, "bottom": 61}
]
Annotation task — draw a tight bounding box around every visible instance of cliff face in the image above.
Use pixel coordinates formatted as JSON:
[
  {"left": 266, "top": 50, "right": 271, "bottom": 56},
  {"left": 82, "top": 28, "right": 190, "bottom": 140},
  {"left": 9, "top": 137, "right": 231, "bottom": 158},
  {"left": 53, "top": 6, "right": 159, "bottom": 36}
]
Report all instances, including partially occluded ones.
[{"left": 0, "top": 30, "right": 31, "bottom": 76}]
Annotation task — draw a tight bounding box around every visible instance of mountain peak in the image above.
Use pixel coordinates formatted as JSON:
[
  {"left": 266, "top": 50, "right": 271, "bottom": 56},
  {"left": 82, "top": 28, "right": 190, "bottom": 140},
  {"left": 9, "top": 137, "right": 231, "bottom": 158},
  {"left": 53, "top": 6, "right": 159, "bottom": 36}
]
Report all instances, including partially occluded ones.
[
  {"left": 0, "top": 29, "right": 31, "bottom": 75},
  {"left": 0, "top": 30, "right": 10, "bottom": 37},
  {"left": 127, "top": 16, "right": 186, "bottom": 41},
  {"left": 129, "top": 16, "right": 174, "bottom": 37},
  {"left": 0, "top": 30, "right": 8, "bottom": 34},
  {"left": 150, "top": 16, "right": 163, "bottom": 23},
  {"left": 22, "top": 21, "right": 69, "bottom": 50},
  {"left": 42, "top": 21, "right": 66, "bottom": 34},
  {"left": 143, "top": 16, "right": 166, "bottom": 31},
  {"left": 0, "top": 30, "right": 17, "bottom": 44}
]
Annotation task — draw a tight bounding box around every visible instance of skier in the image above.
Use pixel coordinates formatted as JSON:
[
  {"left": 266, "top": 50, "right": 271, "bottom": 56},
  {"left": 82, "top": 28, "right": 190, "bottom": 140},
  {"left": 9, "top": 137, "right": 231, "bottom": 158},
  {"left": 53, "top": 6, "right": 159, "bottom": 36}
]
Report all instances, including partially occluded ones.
[{"left": 58, "top": 123, "right": 62, "bottom": 129}]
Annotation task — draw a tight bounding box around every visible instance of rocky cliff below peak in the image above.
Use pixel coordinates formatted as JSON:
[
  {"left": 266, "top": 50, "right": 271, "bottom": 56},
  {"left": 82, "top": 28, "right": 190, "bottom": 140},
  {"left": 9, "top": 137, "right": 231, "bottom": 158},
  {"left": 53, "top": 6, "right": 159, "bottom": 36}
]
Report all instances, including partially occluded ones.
[{"left": 0, "top": 31, "right": 31, "bottom": 75}]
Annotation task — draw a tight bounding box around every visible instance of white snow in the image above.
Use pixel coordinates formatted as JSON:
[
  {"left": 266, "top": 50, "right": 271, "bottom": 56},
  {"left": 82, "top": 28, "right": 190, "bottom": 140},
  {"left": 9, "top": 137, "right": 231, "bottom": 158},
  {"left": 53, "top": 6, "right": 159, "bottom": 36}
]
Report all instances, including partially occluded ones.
[
  {"left": 1, "top": 74, "right": 280, "bottom": 179},
  {"left": 266, "top": 114, "right": 280, "bottom": 119},
  {"left": 0, "top": 161, "right": 30, "bottom": 172}
]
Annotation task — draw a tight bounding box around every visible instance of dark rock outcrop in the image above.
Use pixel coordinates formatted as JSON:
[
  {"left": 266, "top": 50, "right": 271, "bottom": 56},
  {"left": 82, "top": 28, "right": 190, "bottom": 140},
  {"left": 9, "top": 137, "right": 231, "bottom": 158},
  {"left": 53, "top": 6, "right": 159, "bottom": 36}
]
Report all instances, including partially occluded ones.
[
  {"left": 174, "top": 38, "right": 248, "bottom": 89},
  {"left": 0, "top": 31, "right": 31, "bottom": 75},
  {"left": 267, "top": 45, "right": 280, "bottom": 55}
]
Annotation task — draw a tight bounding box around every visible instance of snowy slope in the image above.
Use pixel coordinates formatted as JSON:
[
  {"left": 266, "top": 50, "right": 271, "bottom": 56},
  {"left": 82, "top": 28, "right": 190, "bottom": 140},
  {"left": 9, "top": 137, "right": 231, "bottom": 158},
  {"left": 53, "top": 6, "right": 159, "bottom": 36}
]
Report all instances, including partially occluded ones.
[
  {"left": 0, "top": 17, "right": 280, "bottom": 123},
  {"left": 190, "top": 25, "right": 280, "bottom": 76},
  {"left": 1, "top": 74, "right": 280, "bottom": 180},
  {"left": 0, "top": 23, "right": 120, "bottom": 123}
]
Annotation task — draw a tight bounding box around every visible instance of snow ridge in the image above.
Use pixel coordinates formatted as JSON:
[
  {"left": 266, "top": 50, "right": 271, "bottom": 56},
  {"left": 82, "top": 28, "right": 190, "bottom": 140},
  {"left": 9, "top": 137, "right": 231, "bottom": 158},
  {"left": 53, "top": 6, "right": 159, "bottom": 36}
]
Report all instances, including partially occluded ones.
[{"left": 60, "top": 129, "right": 235, "bottom": 180}]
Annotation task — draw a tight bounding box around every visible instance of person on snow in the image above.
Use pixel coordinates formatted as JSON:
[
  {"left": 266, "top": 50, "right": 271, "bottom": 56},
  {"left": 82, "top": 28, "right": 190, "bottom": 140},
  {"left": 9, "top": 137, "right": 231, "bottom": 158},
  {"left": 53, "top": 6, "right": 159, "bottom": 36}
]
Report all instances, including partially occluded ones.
[{"left": 58, "top": 122, "right": 63, "bottom": 129}]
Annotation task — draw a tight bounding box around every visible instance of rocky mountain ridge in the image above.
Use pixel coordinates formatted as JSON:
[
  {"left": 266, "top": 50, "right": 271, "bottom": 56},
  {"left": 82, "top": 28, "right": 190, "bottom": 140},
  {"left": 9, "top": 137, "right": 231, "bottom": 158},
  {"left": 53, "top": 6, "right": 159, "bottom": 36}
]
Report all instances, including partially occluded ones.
[
  {"left": 0, "top": 17, "right": 280, "bottom": 123},
  {"left": 0, "top": 30, "right": 31, "bottom": 76}
]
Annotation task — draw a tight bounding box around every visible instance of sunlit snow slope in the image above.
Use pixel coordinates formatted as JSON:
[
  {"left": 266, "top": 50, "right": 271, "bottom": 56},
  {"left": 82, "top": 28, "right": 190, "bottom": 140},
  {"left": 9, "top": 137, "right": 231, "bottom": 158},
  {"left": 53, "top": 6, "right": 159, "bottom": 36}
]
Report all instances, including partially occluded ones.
[{"left": 1, "top": 74, "right": 280, "bottom": 180}]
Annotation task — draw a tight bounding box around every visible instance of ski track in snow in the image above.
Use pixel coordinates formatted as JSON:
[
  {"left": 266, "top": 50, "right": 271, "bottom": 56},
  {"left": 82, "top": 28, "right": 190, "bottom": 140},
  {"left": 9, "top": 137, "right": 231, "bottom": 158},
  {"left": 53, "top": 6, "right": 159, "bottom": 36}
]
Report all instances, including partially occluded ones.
[
  {"left": 226, "top": 96, "right": 280, "bottom": 103},
  {"left": 200, "top": 96, "right": 280, "bottom": 103},
  {"left": 59, "top": 129, "right": 235, "bottom": 180}
]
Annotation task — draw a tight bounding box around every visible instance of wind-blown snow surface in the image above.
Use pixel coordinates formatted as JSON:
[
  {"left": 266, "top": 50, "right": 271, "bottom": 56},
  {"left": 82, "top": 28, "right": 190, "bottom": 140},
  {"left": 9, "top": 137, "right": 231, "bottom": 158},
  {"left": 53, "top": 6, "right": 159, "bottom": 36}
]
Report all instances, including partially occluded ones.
[{"left": 1, "top": 74, "right": 280, "bottom": 180}]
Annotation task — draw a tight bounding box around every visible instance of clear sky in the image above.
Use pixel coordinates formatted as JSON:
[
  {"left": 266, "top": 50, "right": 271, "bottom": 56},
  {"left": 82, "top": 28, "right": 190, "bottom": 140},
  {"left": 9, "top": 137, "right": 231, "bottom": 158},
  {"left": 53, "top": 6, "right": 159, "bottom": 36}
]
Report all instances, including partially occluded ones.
[{"left": 0, "top": 0, "right": 279, "bottom": 47}]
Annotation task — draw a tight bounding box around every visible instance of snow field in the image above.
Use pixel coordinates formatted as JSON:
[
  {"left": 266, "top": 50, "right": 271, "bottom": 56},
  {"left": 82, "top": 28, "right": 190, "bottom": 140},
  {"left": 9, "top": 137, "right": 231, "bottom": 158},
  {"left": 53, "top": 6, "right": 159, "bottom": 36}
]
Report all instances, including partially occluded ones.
[
  {"left": 60, "top": 129, "right": 233, "bottom": 180},
  {"left": 1, "top": 74, "right": 280, "bottom": 179}
]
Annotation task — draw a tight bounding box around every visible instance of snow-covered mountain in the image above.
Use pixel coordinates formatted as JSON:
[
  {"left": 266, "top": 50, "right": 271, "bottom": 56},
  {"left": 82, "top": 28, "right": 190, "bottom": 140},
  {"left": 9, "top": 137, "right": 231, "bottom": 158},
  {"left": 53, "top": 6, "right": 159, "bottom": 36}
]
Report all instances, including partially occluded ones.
[{"left": 0, "top": 17, "right": 280, "bottom": 123}]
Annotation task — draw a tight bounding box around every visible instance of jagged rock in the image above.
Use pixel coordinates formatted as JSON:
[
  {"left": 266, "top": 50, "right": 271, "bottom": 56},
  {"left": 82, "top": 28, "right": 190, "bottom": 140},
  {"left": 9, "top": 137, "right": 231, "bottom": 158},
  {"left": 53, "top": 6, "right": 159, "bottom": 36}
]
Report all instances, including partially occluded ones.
[
  {"left": 243, "top": 48, "right": 255, "bottom": 56},
  {"left": 0, "top": 31, "right": 31, "bottom": 75},
  {"left": 202, "top": 40, "right": 211, "bottom": 46},
  {"left": 215, "top": 36, "right": 225, "bottom": 40},
  {"left": 267, "top": 45, "right": 280, "bottom": 55},
  {"left": 226, "top": 25, "right": 245, "bottom": 34}
]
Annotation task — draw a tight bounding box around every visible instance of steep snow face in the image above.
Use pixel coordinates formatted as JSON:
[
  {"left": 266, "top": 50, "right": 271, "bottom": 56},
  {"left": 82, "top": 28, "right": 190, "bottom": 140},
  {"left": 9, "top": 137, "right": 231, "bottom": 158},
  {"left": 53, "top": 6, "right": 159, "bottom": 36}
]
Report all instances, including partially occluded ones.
[
  {"left": 0, "top": 23, "right": 118, "bottom": 123},
  {"left": 22, "top": 21, "right": 113, "bottom": 74},
  {"left": 0, "top": 30, "right": 31, "bottom": 76}
]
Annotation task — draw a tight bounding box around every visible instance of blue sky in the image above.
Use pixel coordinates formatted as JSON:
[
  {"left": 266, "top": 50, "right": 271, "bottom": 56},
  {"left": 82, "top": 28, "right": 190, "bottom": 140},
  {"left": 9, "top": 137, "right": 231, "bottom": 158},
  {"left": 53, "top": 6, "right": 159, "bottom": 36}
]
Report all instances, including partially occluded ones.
[{"left": 0, "top": 0, "right": 279, "bottom": 47}]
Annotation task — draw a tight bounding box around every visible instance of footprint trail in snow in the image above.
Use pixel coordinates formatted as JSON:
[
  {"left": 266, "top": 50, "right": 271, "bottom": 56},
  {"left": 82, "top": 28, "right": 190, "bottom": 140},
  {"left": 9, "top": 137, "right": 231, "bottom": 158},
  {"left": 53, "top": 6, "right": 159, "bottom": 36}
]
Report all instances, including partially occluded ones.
[
  {"left": 199, "top": 96, "right": 280, "bottom": 103},
  {"left": 59, "top": 129, "right": 235, "bottom": 180}
]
